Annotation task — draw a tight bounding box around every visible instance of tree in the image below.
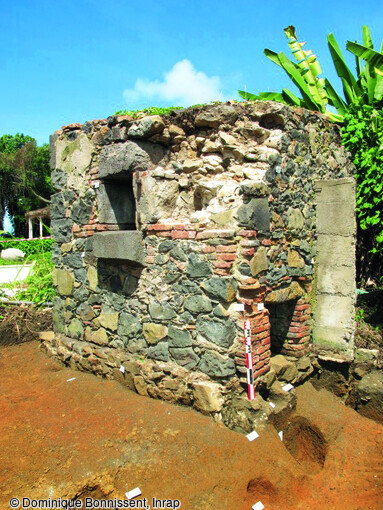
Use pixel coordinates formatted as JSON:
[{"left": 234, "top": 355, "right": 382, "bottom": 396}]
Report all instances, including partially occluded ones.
[{"left": 0, "top": 133, "right": 53, "bottom": 237}]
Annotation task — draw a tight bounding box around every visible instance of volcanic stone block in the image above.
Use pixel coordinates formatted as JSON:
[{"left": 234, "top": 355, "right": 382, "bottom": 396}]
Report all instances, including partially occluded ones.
[
  {"left": 118, "top": 312, "right": 142, "bottom": 338},
  {"left": 128, "top": 115, "right": 165, "bottom": 139},
  {"left": 168, "top": 325, "right": 193, "bottom": 348},
  {"left": 149, "top": 300, "right": 177, "bottom": 320},
  {"left": 93, "top": 231, "right": 145, "bottom": 265},
  {"left": 99, "top": 141, "right": 164, "bottom": 179},
  {"left": 148, "top": 342, "right": 169, "bottom": 362},
  {"left": 199, "top": 351, "right": 236, "bottom": 377},
  {"left": 201, "top": 278, "right": 237, "bottom": 302},
  {"left": 169, "top": 347, "right": 199, "bottom": 370},
  {"left": 250, "top": 247, "right": 268, "bottom": 276},
  {"left": 236, "top": 198, "right": 270, "bottom": 231},
  {"left": 196, "top": 318, "right": 236, "bottom": 348},
  {"left": 143, "top": 323, "right": 168, "bottom": 345},
  {"left": 186, "top": 253, "right": 212, "bottom": 278},
  {"left": 184, "top": 295, "right": 212, "bottom": 314},
  {"left": 53, "top": 268, "right": 74, "bottom": 296}
]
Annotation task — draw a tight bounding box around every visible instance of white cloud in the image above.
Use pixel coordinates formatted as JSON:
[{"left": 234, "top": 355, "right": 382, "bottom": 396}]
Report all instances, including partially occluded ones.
[{"left": 123, "top": 59, "right": 228, "bottom": 108}]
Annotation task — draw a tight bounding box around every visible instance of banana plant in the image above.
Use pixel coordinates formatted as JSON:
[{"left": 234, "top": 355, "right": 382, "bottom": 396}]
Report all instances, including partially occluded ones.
[
  {"left": 345, "top": 26, "right": 383, "bottom": 104},
  {"left": 239, "top": 25, "right": 383, "bottom": 122},
  {"left": 239, "top": 26, "right": 343, "bottom": 122}
]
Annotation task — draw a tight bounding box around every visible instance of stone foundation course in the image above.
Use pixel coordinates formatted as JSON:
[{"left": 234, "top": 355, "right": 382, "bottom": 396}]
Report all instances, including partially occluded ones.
[{"left": 46, "top": 100, "right": 356, "bottom": 429}]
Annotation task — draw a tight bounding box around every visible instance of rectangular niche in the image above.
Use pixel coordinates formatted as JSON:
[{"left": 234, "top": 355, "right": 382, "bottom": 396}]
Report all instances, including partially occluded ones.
[
  {"left": 97, "top": 175, "right": 136, "bottom": 229},
  {"left": 266, "top": 301, "right": 296, "bottom": 354},
  {"left": 95, "top": 150, "right": 144, "bottom": 264}
]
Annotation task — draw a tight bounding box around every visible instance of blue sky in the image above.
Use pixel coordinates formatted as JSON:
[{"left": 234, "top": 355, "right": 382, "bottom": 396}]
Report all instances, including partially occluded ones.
[{"left": 0, "top": 0, "right": 382, "bottom": 146}]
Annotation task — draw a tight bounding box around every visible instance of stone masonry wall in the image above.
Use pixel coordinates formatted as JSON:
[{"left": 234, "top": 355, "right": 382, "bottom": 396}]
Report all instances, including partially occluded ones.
[{"left": 45, "top": 101, "right": 355, "bottom": 430}]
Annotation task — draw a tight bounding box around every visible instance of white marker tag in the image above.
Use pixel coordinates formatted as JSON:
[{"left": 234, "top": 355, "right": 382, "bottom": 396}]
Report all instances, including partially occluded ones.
[
  {"left": 246, "top": 430, "right": 259, "bottom": 442},
  {"left": 252, "top": 502, "right": 265, "bottom": 510},
  {"left": 278, "top": 431, "right": 283, "bottom": 441},
  {"left": 269, "top": 402, "right": 276, "bottom": 408},
  {"left": 119, "top": 365, "right": 125, "bottom": 374},
  {"left": 94, "top": 182, "right": 100, "bottom": 188},
  {"left": 233, "top": 303, "right": 245, "bottom": 311},
  {"left": 282, "top": 383, "right": 294, "bottom": 392},
  {"left": 257, "top": 303, "right": 264, "bottom": 311},
  {"left": 81, "top": 252, "right": 85, "bottom": 258},
  {"left": 126, "top": 488, "right": 141, "bottom": 499},
  {"left": 66, "top": 377, "right": 76, "bottom": 382}
]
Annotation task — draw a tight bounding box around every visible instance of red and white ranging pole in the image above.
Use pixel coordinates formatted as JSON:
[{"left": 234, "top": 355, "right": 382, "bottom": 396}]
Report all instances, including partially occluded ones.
[{"left": 244, "top": 320, "right": 255, "bottom": 400}]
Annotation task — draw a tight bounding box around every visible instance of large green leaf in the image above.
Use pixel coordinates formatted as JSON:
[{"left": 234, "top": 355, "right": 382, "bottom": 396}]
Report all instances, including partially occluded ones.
[
  {"left": 346, "top": 41, "right": 383, "bottom": 72},
  {"left": 328, "top": 33, "right": 362, "bottom": 103},
  {"left": 324, "top": 79, "right": 347, "bottom": 117},
  {"left": 277, "top": 52, "right": 322, "bottom": 111},
  {"left": 362, "top": 26, "right": 373, "bottom": 49},
  {"left": 281, "top": 88, "right": 303, "bottom": 106},
  {"left": 238, "top": 90, "right": 259, "bottom": 101},
  {"left": 264, "top": 48, "right": 284, "bottom": 67}
]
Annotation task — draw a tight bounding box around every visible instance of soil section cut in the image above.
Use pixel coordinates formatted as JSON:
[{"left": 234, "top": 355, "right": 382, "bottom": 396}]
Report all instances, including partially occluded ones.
[{"left": 0, "top": 341, "right": 382, "bottom": 510}]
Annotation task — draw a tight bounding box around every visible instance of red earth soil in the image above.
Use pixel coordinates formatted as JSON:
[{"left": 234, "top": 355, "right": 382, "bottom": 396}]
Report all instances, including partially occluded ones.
[{"left": 0, "top": 340, "right": 382, "bottom": 510}]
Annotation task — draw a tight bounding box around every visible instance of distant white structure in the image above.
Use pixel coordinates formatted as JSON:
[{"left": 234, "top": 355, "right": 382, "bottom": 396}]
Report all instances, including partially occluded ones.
[
  {"left": 1, "top": 248, "right": 25, "bottom": 260},
  {"left": 25, "top": 206, "right": 50, "bottom": 239}
]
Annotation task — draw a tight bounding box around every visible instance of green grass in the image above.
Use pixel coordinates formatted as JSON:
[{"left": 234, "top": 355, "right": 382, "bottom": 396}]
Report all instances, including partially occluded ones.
[
  {"left": 113, "top": 101, "right": 228, "bottom": 118},
  {"left": 114, "top": 105, "right": 184, "bottom": 118},
  {"left": 0, "top": 250, "right": 54, "bottom": 305}
]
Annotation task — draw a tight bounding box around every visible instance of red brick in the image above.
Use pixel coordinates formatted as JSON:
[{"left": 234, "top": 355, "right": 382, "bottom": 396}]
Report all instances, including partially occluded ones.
[
  {"left": 241, "top": 248, "right": 255, "bottom": 257},
  {"left": 294, "top": 304, "right": 310, "bottom": 311},
  {"left": 156, "top": 231, "right": 172, "bottom": 237},
  {"left": 261, "top": 336, "right": 271, "bottom": 346},
  {"left": 250, "top": 325, "right": 268, "bottom": 335},
  {"left": 173, "top": 224, "right": 196, "bottom": 231},
  {"left": 216, "top": 253, "right": 237, "bottom": 261},
  {"left": 259, "top": 350, "right": 271, "bottom": 361},
  {"left": 171, "top": 230, "right": 196, "bottom": 239},
  {"left": 72, "top": 224, "right": 80, "bottom": 232},
  {"left": 216, "top": 245, "right": 237, "bottom": 253},
  {"left": 203, "top": 246, "right": 215, "bottom": 253},
  {"left": 288, "top": 326, "right": 311, "bottom": 334},
  {"left": 261, "top": 239, "right": 272, "bottom": 246},
  {"left": 242, "top": 277, "right": 257, "bottom": 285},
  {"left": 239, "top": 230, "right": 257, "bottom": 238},
  {"left": 240, "top": 239, "right": 257, "bottom": 247},
  {"left": 213, "top": 260, "right": 233, "bottom": 269},
  {"left": 286, "top": 331, "right": 309, "bottom": 339},
  {"left": 96, "top": 224, "right": 109, "bottom": 231},
  {"left": 214, "top": 269, "right": 231, "bottom": 276},
  {"left": 148, "top": 224, "right": 173, "bottom": 231}
]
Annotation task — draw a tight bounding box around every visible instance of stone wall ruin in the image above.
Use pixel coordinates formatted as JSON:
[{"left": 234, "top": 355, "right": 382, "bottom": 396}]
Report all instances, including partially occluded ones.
[{"left": 45, "top": 101, "right": 356, "bottom": 430}]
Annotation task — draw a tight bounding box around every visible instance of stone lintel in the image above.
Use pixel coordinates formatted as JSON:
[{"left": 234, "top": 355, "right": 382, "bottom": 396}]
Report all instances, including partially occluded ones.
[{"left": 93, "top": 231, "right": 145, "bottom": 265}]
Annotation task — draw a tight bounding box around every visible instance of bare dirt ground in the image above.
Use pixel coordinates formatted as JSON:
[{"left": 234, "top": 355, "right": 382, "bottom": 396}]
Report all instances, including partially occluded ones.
[{"left": 0, "top": 340, "right": 382, "bottom": 510}]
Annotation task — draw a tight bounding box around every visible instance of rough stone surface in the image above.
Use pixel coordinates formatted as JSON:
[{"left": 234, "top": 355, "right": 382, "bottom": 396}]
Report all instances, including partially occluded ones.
[
  {"left": 53, "top": 269, "right": 74, "bottom": 296},
  {"left": 49, "top": 101, "right": 356, "bottom": 422},
  {"left": 192, "top": 381, "right": 224, "bottom": 412},
  {"left": 196, "top": 318, "right": 236, "bottom": 348},
  {"left": 201, "top": 278, "right": 236, "bottom": 302},
  {"left": 250, "top": 247, "right": 268, "bottom": 276},
  {"left": 143, "top": 323, "right": 168, "bottom": 345},
  {"left": 236, "top": 198, "right": 270, "bottom": 232},
  {"left": 168, "top": 325, "right": 192, "bottom": 348},
  {"left": 357, "top": 371, "right": 383, "bottom": 424},
  {"left": 199, "top": 351, "right": 236, "bottom": 378},
  {"left": 93, "top": 231, "right": 145, "bottom": 265}
]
